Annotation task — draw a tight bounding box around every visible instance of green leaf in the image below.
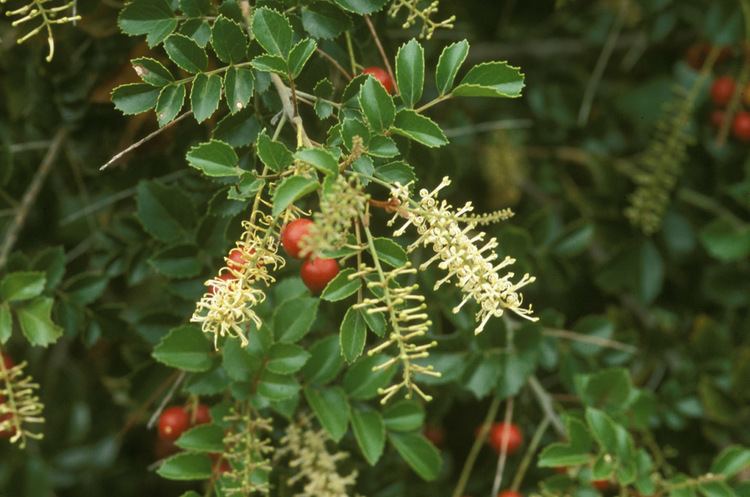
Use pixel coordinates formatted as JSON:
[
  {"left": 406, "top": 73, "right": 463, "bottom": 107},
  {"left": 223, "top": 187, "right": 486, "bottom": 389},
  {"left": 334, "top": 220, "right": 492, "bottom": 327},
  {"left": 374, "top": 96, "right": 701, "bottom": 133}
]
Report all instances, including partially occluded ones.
[
  {"left": 343, "top": 354, "right": 397, "bottom": 400},
  {"left": 340, "top": 307, "right": 366, "bottom": 363},
  {"left": 267, "top": 343, "right": 311, "bottom": 374},
  {"left": 698, "top": 481, "right": 736, "bottom": 497},
  {"left": 575, "top": 368, "right": 634, "bottom": 411},
  {"left": 595, "top": 240, "right": 664, "bottom": 304},
  {"left": 180, "top": 18, "right": 211, "bottom": 47},
  {"left": 362, "top": 310, "right": 386, "bottom": 337},
  {"left": 301, "top": 2, "right": 352, "bottom": 39},
  {"left": 256, "top": 130, "right": 294, "bottom": 172},
  {"left": 341, "top": 117, "right": 371, "bottom": 149},
  {"left": 304, "top": 386, "right": 350, "bottom": 442},
  {"left": 157, "top": 453, "right": 212, "bottom": 481},
  {"left": 175, "top": 424, "right": 224, "bottom": 452},
  {"left": 435, "top": 40, "right": 469, "bottom": 95},
  {"left": 214, "top": 109, "right": 260, "bottom": 147},
  {"left": 351, "top": 407, "right": 386, "bottom": 465},
  {"left": 0, "top": 303, "right": 12, "bottom": 344},
  {"left": 538, "top": 416, "right": 594, "bottom": 467},
  {"left": 375, "top": 161, "right": 416, "bottom": 185},
  {"left": 156, "top": 83, "right": 186, "bottom": 127},
  {"left": 273, "top": 296, "right": 319, "bottom": 343},
  {"left": 314, "top": 78, "right": 335, "bottom": 119},
  {"left": 132, "top": 57, "right": 174, "bottom": 86},
  {"left": 272, "top": 176, "right": 319, "bottom": 216},
  {"left": 391, "top": 110, "right": 448, "bottom": 148},
  {"left": 211, "top": 15, "right": 248, "bottom": 64},
  {"left": 190, "top": 73, "right": 222, "bottom": 123},
  {"left": 711, "top": 446, "right": 750, "bottom": 477},
  {"left": 383, "top": 399, "right": 425, "bottom": 432},
  {"left": 453, "top": 61, "right": 525, "bottom": 98},
  {"left": 302, "top": 335, "right": 344, "bottom": 385},
  {"left": 288, "top": 38, "right": 317, "bottom": 78},
  {"left": 359, "top": 76, "right": 396, "bottom": 132},
  {"left": 118, "top": 0, "right": 177, "bottom": 47},
  {"left": 252, "top": 7, "right": 294, "bottom": 57},
  {"left": 164, "top": 34, "right": 208, "bottom": 73},
  {"left": 186, "top": 140, "right": 240, "bottom": 177},
  {"left": 699, "top": 218, "right": 750, "bottom": 262},
  {"left": 0, "top": 272, "right": 46, "bottom": 302},
  {"left": 224, "top": 66, "right": 254, "bottom": 113},
  {"left": 294, "top": 147, "right": 338, "bottom": 176},
  {"left": 586, "top": 408, "right": 619, "bottom": 453},
  {"left": 388, "top": 432, "right": 442, "bottom": 481},
  {"left": 395, "top": 39, "right": 424, "bottom": 108},
  {"left": 136, "top": 180, "right": 195, "bottom": 242},
  {"left": 152, "top": 324, "right": 213, "bottom": 372},
  {"left": 368, "top": 135, "right": 399, "bottom": 158},
  {"left": 112, "top": 83, "right": 160, "bottom": 115},
  {"left": 320, "top": 268, "right": 360, "bottom": 301},
  {"left": 332, "top": 0, "right": 388, "bottom": 14},
  {"left": 258, "top": 370, "right": 300, "bottom": 401},
  {"left": 179, "top": 0, "right": 210, "bottom": 16},
  {"left": 16, "top": 297, "right": 62, "bottom": 347},
  {"left": 373, "top": 238, "right": 407, "bottom": 267},
  {"left": 222, "top": 339, "right": 256, "bottom": 381},
  {"left": 149, "top": 244, "right": 202, "bottom": 278},
  {"left": 251, "top": 54, "right": 288, "bottom": 74}
]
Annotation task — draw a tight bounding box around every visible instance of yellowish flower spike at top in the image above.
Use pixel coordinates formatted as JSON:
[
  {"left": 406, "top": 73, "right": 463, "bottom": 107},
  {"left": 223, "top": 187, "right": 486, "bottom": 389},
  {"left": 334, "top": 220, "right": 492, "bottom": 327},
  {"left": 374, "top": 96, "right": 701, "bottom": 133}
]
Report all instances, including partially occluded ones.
[
  {"left": 388, "top": 177, "right": 538, "bottom": 334},
  {"left": 191, "top": 212, "right": 285, "bottom": 348}
]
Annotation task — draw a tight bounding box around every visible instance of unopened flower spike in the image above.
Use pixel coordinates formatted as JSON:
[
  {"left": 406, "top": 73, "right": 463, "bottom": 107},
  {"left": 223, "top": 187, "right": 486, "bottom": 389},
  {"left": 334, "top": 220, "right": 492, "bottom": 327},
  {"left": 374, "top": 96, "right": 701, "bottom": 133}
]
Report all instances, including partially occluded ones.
[
  {"left": 221, "top": 408, "right": 274, "bottom": 496},
  {"left": 388, "top": 0, "right": 456, "bottom": 39},
  {"left": 0, "top": 359, "right": 45, "bottom": 448},
  {"left": 191, "top": 213, "right": 285, "bottom": 348},
  {"left": 388, "top": 176, "right": 538, "bottom": 334}
]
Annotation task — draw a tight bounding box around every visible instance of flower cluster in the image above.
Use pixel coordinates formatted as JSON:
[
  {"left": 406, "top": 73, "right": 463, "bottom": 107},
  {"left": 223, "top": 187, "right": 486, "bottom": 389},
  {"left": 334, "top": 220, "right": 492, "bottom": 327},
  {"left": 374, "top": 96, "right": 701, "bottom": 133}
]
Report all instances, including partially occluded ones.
[
  {"left": 352, "top": 263, "right": 440, "bottom": 403},
  {"left": 388, "top": 0, "right": 456, "bottom": 39},
  {"left": 191, "top": 213, "right": 285, "bottom": 348},
  {"left": 1, "top": 0, "right": 81, "bottom": 62},
  {"left": 0, "top": 359, "right": 44, "bottom": 448},
  {"left": 221, "top": 409, "right": 274, "bottom": 496},
  {"left": 276, "top": 415, "right": 359, "bottom": 497},
  {"left": 389, "top": 177, "right": 537, "bottom": 334}
]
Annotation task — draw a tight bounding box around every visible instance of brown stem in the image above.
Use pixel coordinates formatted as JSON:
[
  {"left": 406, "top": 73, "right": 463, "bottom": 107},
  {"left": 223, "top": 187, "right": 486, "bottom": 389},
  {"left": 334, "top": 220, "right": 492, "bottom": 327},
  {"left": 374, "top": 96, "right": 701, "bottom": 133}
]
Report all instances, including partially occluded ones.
[
  {"left": 364, "top": 15, "right": 397, "bottom": 93},
  {"left": 316, "top": 47, "right": 353, "bottom": 80}
]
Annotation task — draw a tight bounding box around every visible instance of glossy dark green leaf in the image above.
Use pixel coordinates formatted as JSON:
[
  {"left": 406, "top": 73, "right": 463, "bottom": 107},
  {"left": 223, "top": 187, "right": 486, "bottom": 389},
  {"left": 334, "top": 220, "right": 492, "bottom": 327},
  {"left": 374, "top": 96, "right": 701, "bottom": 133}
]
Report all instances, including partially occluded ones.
[
  {"left": 304, "top": 386, "right": 350, "bottom": 441},
  {"left": 267, "top": 343, "right": 311, "bottom": 374},
  {"left": 453, "top": 61, "right": 525, "bottom": 98},
  {"left": 273, "top": 296, "right": 319, "bottom": 343},
  {"left": 359, "top": 76, "right": 395, "bottom": 132},
  {"left": 351, "top": 407, "right": 386, "bottom": 465},
  {"left": 252, "top": 7, "right": 294, "bottom": 57},
  {"left": 288, "top": 38, "right": 317, "bottom": 78},
  {"left": 17, "top": 297, "right": 62, "bottom": 347},
  {"left": 152, "top": 324, "right": 212, "bottom": 372},
  {"left": 391, "top": 110, "right": 448, "bottom": 148},
  {"left": 332, "top": 0, "right": 388, "bottom": 14},
  {"left": 373, "top": 238, "right": 407, "bottom": 267},
  {"left": 301, "top": 2, "right": 352, "bottom": 39},
  {"left": 164, "top": 34, "right": 208, "bottom": 73},
  {"left": 224, "top": 66, "right": 254, "bottom": 113},
  {"left": 302, "top": 335, "right": 344, "bottom": 385},
  {"left": 388, "top": 432, "right": 442, "bottom": 481},
  {"left": 256, "top": 130, "right": 294, "bottom": 172},
  {"left": 258, "top": 370, "right": 300, "bottom": 400},
  {"left": 211, "top": 15, "right": 248, "bottom": 64},
  {"left": 272, "top": 176, "right": 319, "bottom": 216},
  {"left": 435, "top": 40, "right": 469, "bottom": 95},
  {"left": 132, "top": 57, "right": 174, "bottom": 86},
  {"left": 112, "top": 84, "right": 160, "bottom": 115},
  {"left": 190, "top": 73, "right": 222, "bottom": 123},
  {"left": 321, "top": 268, "right": 360, "bottom": 302},
  {"left": 294, "top": 147, "right": 338, "bottom": 175},
  {"left": 395, "top": 39, "right": 424, "bottom": 108},
  {"left": 155, "top": 83, "right": 186, "bottom": 127},
  {"left": 339, "top": 307, "right": 366, "bottom": 363},
  {"left": 149, "top": 244, "right": 203, "bottom": 278},
  {"left": 343, "top": 354, "right": 397, "bottom": 400},
  {"left": 0, "top": 272, "right": 45, "bottom": 302},
  {"left": 118, "top": 0, "right": 177, "bottom": 47},
  {"left": 383, "top": 399, "right": 425, "bottom": 432},
  {"left": 186, "top": 140, "right": 240, "bottom": 177},
  {"left": 175, "top": 424, "right": 224, "bottom": 452},
  {"left": 157, "top": 453, "right": 212, "bottom": 480}
]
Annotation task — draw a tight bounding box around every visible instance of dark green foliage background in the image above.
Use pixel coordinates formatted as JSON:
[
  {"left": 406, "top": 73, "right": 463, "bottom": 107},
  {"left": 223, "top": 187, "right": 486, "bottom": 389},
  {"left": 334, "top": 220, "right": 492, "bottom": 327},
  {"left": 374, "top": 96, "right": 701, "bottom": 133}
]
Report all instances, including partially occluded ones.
[{"left": 1, "top": 0, "right": 749, "bottom": 496}]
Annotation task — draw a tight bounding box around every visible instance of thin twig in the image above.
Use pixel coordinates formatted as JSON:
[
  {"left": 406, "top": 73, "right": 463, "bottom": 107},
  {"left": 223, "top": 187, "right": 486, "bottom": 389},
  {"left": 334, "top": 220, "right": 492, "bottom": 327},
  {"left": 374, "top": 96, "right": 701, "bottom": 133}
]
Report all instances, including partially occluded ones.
[
  {"left": 577, "top": 0, "right": 628, "bottom": 126},
  {"left": 510, "top": 416, "right": 551, "bottom": 492},
  {"left": 364, "top": 15, "right": 397, "bottom": 94},
  {"left": 99, "top": 111, "right": 193, "bottom": 171},
  {"left": 490, "top": 397, "right": 515, "bottom": 497},
  {"left": 316, "top": 47, "right": 353, "bottom": 80},
  {"left": 146, "top": 371, "right": 186, "bottom": 429},
  {"left": 9, "top": 140, "right": 53, "bottom": 153},
  {"left": 543, "top": 327, "right": 637, "bottom": 353},
  {"left": 528, "top": 375, "right": 566, "bottom": 437},
  {"left": 0, "top": 128, "right": 67, "bottom": 271}
]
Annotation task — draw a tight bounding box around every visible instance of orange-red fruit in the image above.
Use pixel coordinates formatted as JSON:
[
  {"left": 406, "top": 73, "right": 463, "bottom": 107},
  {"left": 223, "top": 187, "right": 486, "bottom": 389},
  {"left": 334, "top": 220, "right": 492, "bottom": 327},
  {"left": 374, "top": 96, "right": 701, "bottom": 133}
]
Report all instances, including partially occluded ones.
[
  {"left": 192, "top": 404, "right": 211, "bottom": 425},
  {"left": 424, "top": 424, "right": 445, "bottom": 447},
  {"left": 711, "top": 76, "right": 736, "bottom": 106},
  {"left": 498, "top": 491, "right": 523, "bottom": 497},
  {"left": 281, "top": 219, "right": 314, "bottom": 259},
  {"left": 362, "top": 66, "right": 395, "bottom": 94},
  {"left": 209, "top": 272, "right": 235, "bottom": 295},
  {"left": 227, "top": 248, "right": 248, "bottom": 271},
  {"left": 488, "top": 422, "right": 523, "bottom": 454},
  {"left": 1, "top": 353, "right": 13, "bottom": 370},
  {"left": 732, "top": 111, "right": 750, "bottom": 142},
  {"left": 158, "top": 406, "right": 190, "bottom": 442},
  {"left": 300, "top": 258, "right": 339, "bottom": 293},
  {"left": 592, "top": 479, "right": 611, "bottom": 491}
]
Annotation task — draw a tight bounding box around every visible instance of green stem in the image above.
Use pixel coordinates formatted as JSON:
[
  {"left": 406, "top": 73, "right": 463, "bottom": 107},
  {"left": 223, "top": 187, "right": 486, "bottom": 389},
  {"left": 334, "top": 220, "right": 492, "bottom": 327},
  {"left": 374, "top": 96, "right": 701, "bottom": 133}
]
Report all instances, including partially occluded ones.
[
  {"left": 415, "top": 93, "right": 452, "bottom": 113},
  {"left": 509, "top": 416, "right": 551, "bottom": 492}
]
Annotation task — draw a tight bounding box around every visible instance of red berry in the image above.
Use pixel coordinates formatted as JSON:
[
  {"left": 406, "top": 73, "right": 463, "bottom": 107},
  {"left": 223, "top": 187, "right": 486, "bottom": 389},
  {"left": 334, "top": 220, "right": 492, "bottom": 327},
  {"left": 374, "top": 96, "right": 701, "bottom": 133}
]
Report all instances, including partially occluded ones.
[
  {"left": 362, "top": 66, "right": 395, "bottom": 94},
  {"left": 1, "top": 353, "right": 13, "bottom": 370},
  {"left": 488, "top": 422, "right": 523, "bottom": 454},
  {"left": 158, "top": 406, "right": 190, "bottom": 441},
  {"left": 300, "top": 258, "right": 339, "bottom": 293},
  {"left": 592, "top": 479, "right": 611, "bottom": 491},
  {"left": 424, "top": 424, "right": 445, "bottom": 447},
  {"left": 711, "top": 76, "right": 736, "bottom": 106},
  {"left": 710, "top": 109, "right": 726, "bottom": 128},
  {"left": 227, "top": 248, "right": 248, "bottom": 271},
  {"left": 732, "top": 111, "right": 750, "bottom": 142},
  {"left": 209, "top": 272, "right": 235, "bottom": 295},
  {"left": 498, "top": 491, "right": 523, "bottom": 497},
  {"left": 281, "top": 219, "right": 314, "bottom": 259},
  {"left": 192, "top": 404, "right": 211, "bottom": 425}
]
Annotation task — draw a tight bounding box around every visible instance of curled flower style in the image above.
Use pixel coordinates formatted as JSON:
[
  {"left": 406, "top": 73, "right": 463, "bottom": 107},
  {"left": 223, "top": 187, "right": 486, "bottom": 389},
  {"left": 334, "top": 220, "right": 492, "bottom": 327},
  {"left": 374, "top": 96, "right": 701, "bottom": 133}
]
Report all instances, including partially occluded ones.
[
  {"left": 388, "top": 0, "right": 456, "bottom": 39},
  {"left": 300, "top": 175, "right": 369, "bottom": 257},
  {"left": 0, "top": 359, "right": 44, "bottom": 448},
  {"left": 191, "top": 213, "right": 285, "bottom": 348},
  {"left": 389, "top": 177, "right": 537, "bottom": 334},
  {"left": 220, "top": 409, "right": 274, "bottom": 496},
  {"left": 352, "top": 262, "right": 440, "bottom": 403},
  {"left": 276, "top": 415, "right": 359, "bottom": 497}
]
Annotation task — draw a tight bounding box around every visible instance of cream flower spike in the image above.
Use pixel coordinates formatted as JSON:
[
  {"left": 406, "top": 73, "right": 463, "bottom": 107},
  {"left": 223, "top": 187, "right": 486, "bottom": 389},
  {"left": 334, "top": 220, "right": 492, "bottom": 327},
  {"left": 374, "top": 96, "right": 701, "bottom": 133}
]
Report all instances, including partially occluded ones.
[
  {"left": 0, "top": 359, "right": 45, "bottom": 448},
  {"left": 191, "top": 213, "right": 285, "bottom": 348},
  {"left": 388, "top": 176, "right": 538, "bottom": 334}
]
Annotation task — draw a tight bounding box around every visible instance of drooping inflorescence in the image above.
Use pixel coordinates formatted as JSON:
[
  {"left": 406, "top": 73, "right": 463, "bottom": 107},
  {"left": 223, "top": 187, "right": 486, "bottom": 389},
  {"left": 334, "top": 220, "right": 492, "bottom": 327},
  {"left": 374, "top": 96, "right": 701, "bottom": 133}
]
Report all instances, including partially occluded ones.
[
  {"left": 0, "top": 359, "right": 45, "bottom": 448},
  {"left": 387, "top": 0, "right": 456, "bottom": 39},
  {"left": 220, "top": 408, "right": 275, "bottom": 496},
  {"left": 389, "top": 177, "right": 537, "bottom": 334},
  {"left": 1, "top": 0, "right": 80, "bottom": 62}
]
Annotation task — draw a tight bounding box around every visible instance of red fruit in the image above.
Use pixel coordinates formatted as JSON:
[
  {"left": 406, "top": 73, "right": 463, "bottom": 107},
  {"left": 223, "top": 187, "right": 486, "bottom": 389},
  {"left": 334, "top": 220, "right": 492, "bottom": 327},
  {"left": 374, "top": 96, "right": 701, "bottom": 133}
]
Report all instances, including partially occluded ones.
[
  {"left": 300, "top": 258, "right": 339, "bottom": 293},
  {"left": 710, "top": 109, "right": 726, "bottom": 128},
  {"left": 362, "top": 66, "right": 395, "bottom": 94},
  {"left": 498, "top": 491, "right": 522, "bottom": 497},
  {"left": 210, "top": 453, "right": 231, "bottom": 474},
  {"left": 592, "top": 479, "right": 611, "bottom": 491},
  {"left": 281, "top": 219, "right": 314, "bottom": 259},
  {"left": 424, "top": 424, "right": 445, "bottom": 447},
  {"left": 711, "top": 76, "right": 736, "bottom": 106},
  {"left": 732, "top": 111, "right": 750, "bottom": 142},
  {"left": 209, "top": 272, "right": 235, "bottom": 295},
  {"left": 158, "top": 406, "right": 190, "bottom": 441},
  {"left": 192, "top": 404, "right": 211, "bottom": 425},
  {"left": 227, "top": 248, "right": 248, "bottom": 271},
  {"left": 1, "top": 353, "right": 13, "bottom": 370},
  {"left": 488, "top": 422, "right": 523, "bottom": 454}
]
